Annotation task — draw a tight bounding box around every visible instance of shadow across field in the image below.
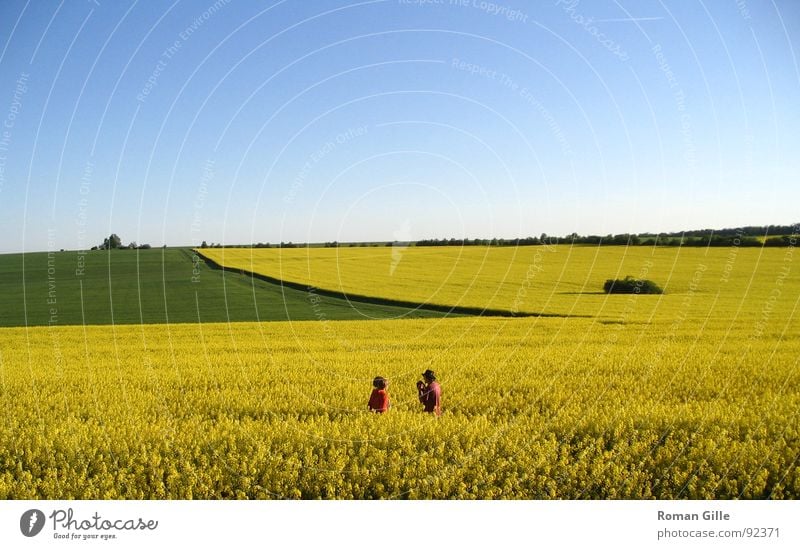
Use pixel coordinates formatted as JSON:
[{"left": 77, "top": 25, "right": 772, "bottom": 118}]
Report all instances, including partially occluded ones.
[{"left": 197, "top": 252, "right": 588, "bottom": 319}]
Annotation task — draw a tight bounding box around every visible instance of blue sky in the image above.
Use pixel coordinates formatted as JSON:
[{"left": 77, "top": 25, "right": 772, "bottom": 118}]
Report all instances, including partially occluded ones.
[{"left": 0, "top": 0, "right": 798, "bottom": 252}]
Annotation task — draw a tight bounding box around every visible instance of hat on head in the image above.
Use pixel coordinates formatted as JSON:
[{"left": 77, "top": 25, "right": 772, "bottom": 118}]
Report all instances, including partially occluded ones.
[
  {"left": 373, "top": 376, "right": 387, "bottom": 389},
  {"left": 421, "top": 369, "right": 436, "bottom": 380}
]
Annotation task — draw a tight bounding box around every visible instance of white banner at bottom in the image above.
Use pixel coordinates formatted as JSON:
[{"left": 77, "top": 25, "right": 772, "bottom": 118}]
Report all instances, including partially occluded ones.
[{"left": 1, "top": 500, "right": 797, "bottom": 548}]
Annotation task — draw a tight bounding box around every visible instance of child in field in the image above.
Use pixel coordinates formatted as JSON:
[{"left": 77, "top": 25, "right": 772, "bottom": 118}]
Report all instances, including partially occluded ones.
[{"left": 368, "top": 376, "right": 390, "bottom": 413}]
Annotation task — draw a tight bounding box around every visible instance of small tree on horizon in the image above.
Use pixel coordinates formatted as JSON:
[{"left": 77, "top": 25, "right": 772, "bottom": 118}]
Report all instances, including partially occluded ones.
[{"left": 101, "top": 234, "right": 122, "bottom": 250}]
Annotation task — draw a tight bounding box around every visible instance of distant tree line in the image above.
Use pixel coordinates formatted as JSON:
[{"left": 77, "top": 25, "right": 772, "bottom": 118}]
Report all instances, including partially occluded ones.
[
  {"left": 200, "top": 240, "right": 307, "bottom": 249},
  {"left": 195, "top": 223, "right": 797, "bottom": 249},
  {"left": 415, "top": 224, "right": 797, "bottom": 248},
  {"left": 91, "top": 233, "right": 151, "bottom": 250},
  {"left": 199, "top": 240, "right": 386, "bottom": 249},
  {"left": 416, "top": 236, "right": 546, "bottom": 247},
  {"left": 652, "top": 224, "right": 797, "bottom": 238}
]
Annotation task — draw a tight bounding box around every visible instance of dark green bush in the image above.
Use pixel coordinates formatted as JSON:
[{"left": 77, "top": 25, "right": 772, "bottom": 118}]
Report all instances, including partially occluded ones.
[{"left": 603, "top": 276, "right": 663, "bottom": 294}]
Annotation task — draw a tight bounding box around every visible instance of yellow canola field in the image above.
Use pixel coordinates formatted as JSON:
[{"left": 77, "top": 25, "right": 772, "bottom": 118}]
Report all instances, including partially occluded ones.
[
  {"left": 197, "top": 245, "right": 799, "bottom": 323},
  {"left": 1, "top": 317, "right": 798, "bottom": 499}
]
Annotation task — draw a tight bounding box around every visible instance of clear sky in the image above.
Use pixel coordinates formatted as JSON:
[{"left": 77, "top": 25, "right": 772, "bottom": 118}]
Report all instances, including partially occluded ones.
[{"left": 0, "top": 0, "right": 798, "bottom": 252}]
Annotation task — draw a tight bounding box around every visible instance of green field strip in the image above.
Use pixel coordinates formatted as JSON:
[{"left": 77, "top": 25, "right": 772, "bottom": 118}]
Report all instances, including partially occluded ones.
[{"left": 0, "top": 249, "right": 451, "bottom": 327}]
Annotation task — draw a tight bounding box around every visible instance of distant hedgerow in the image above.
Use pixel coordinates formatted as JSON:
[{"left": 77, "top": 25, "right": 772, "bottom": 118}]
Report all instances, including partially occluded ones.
[{"left": 603, "top": 276, "right": 663, "bottom": 294}]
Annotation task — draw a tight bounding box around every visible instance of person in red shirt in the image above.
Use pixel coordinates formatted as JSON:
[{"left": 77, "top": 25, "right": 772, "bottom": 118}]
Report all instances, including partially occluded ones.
[
  {"left": 368, "top": 376, "right": 390, "bottom": 413},
  {"left": 417, "top": 369, "right": 442, "bottom": 416}
]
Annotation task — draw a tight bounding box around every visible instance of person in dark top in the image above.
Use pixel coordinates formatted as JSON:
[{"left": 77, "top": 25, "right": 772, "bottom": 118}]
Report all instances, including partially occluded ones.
[
  {"left": 368, "top": 376, "right": 390, "bottom": 413},
  {"left": 417, "top": 369, "right": 441, "bottom": 416}
]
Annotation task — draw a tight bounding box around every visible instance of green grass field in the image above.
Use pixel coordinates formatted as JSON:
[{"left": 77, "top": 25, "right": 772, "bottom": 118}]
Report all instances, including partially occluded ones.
[{"left": 0, "top": 248, "right": 450, "bottom": 327}]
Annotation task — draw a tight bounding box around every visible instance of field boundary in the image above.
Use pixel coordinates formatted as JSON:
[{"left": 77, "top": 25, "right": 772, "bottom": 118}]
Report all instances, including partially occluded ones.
[{"left": 193, "top": 249, "right": 586, "bottom": 319}]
